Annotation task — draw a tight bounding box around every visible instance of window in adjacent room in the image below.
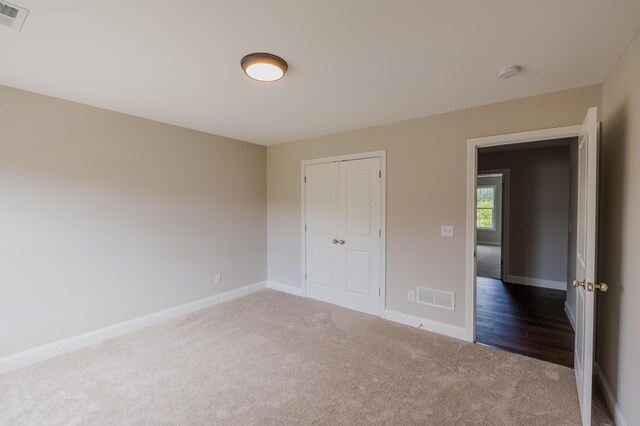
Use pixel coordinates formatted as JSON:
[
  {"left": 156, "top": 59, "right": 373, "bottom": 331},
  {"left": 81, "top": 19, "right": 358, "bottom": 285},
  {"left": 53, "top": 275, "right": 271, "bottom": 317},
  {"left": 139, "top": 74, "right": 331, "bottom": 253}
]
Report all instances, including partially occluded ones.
[{"left": 476, "top": 185, "right": 496, "bottom": 230}]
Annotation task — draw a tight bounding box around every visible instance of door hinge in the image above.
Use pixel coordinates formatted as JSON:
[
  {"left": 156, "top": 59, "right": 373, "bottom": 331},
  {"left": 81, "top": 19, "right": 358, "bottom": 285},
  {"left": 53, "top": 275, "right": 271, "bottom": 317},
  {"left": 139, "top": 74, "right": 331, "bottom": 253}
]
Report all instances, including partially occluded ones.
[
  {"left": 378, "top": 288, "right": 381, "bottom": 296},
  {"left": 305, "top": 273, "right": 307, "bottom": 280},
  {"left": 305, "top": 225, "right": 307, "bottom": 232},
  {"left": 304, "top": 176, "right": 307, "bottom": 183},
  {"left": 379, "top": 170, "right": 381, "bottom": 178},
  {"left": 379, "top": 229, "right": 381, "bottom": 237}
]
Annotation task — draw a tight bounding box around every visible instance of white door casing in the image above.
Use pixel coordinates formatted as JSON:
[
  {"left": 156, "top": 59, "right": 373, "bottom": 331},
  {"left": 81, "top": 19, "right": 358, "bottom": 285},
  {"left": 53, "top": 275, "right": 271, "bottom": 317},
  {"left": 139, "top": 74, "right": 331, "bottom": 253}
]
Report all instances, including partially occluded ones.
[
  {"left": 466, "top": 124, "right": 583, "bottom": 342},
  {"left": 574, "top": 107, "right": 599, "bottom": 425},
  {"left": 303, "top": 152, "right": 385, "bottom": 317}
]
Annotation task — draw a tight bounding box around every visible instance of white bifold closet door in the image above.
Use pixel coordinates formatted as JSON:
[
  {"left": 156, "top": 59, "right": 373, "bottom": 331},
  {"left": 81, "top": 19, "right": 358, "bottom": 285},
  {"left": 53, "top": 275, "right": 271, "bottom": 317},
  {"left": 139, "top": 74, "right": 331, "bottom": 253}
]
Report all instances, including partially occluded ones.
[{"left": 305, "top": 157, "right": 381, "bottom": 316}]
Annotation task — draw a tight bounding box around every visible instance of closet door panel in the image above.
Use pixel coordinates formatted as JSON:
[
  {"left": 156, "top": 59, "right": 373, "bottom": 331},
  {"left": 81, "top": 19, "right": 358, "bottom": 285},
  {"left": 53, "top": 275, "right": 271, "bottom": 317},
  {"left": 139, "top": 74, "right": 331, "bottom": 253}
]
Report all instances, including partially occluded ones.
[
  {"left": 339, "top": 158, "right": 381, "bottom": 315},
  {"left": 305, "top": 162, "right": 340, "bottom": 304}
]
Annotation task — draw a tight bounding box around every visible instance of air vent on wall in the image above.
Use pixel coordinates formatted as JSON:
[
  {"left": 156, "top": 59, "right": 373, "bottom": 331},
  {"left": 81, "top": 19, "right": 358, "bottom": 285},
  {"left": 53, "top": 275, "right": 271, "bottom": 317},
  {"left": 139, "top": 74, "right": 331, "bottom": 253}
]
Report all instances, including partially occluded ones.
[
  {"left": 0, "top": 1, "right": 28, "bottom": 31},
  {"left": 416, "top": 286, "right": 455, "bottom": 310}
]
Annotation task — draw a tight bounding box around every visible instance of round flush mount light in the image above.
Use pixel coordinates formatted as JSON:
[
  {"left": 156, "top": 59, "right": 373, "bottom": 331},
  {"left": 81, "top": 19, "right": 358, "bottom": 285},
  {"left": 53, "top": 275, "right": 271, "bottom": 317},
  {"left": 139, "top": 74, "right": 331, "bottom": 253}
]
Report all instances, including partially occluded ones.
[
  {"left": 497, "top": 65, "right": 521, "bottom": 79},
  {"left": 241, "top": 52, "right": 288, "bottom": 82}
]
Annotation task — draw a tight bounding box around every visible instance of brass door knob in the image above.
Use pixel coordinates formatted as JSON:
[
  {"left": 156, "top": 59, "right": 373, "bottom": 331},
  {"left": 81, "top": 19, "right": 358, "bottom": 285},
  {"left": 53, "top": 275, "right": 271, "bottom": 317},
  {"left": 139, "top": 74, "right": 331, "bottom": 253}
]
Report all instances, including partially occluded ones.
[
  {"left": 594, "top": 282, "right": 609, "bottom": 292},
  {"left": 585, "top": 282, "right": 610, "bottom": 292},
  {"left": 338, "top": 240, "right": 345, "bottom": 245},
  {"left": 572, "top": 279, "right": 585, "bottom": 288}
]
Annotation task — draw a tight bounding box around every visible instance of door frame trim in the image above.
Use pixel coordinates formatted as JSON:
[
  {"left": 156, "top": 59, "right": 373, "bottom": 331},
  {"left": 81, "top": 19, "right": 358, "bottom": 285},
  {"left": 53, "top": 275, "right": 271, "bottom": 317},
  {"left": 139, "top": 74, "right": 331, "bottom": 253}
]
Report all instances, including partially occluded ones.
[
  {"left": 465, "top": 126, "right": 581, "bottom": 342},
  {"left": 301, "top": 150, "right": 387, "bottom": 317}
]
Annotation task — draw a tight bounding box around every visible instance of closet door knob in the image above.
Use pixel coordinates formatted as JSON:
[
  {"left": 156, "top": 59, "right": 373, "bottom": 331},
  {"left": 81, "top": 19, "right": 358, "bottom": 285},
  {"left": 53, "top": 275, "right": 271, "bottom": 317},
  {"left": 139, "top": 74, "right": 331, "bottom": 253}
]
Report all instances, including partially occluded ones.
[
  {"left": 338, "top": 240, "right": 345, "bottom": 245},
  {"left": 588, "top": 282, "right": 609, "bottom": 293},
  {"left": 332, "top": 239, "right": 339, "bottom": 244}
]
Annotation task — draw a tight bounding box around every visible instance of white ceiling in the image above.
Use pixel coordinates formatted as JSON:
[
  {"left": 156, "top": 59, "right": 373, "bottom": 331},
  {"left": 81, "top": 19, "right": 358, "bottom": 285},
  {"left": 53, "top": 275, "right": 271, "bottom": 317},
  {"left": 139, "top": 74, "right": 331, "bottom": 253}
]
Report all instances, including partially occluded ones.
[{"left": 2, "top": 1, "right": 640, "bottom": 145}]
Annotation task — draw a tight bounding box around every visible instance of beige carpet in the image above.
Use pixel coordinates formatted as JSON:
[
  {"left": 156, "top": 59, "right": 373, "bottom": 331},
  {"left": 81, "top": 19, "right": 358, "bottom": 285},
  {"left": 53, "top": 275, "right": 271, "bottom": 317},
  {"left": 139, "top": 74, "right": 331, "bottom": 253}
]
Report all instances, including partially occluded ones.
[
  {"left": 0, "top": 290, "right": 583, "bottom": 425},
  {"left": 476, "top": 244, "right": 501, "bottom": 279}
]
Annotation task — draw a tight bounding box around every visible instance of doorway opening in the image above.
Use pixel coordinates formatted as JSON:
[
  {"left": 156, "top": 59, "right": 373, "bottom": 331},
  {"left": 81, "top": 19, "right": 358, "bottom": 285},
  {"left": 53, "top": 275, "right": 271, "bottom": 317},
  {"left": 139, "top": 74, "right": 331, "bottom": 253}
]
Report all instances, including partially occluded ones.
[
  {"left": 473, "top": 139, "right": 577, "bottom": 368},
  {"left": 466, "top": 111, "right": 613, "bottom": 425},
  {"left": 476, "top": 172, "right": 506, "bottom": 281}
]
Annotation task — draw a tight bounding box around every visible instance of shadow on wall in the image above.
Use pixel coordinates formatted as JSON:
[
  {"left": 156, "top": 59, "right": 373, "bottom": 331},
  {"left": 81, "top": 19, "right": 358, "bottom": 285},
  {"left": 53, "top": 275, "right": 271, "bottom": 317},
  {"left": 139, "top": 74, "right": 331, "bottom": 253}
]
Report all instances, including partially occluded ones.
[{"left": 597, "top": 101, "right": 626, "bottom": 396}]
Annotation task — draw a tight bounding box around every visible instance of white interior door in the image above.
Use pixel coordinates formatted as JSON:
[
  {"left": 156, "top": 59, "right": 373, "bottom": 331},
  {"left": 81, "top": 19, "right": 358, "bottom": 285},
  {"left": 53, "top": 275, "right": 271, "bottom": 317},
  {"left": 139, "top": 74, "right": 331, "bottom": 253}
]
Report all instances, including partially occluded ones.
[
  {"left": 573, "top": 107, "right": 599, "bottom": 425},
  {"left": 339, "top": 158, "right": 381, "bottom": 315},
  {"left": 305, "top": 162, "right": 340, "bottom": 304},
  {"left": 304, "top": 157, "right": 382, "bottom": 316}
]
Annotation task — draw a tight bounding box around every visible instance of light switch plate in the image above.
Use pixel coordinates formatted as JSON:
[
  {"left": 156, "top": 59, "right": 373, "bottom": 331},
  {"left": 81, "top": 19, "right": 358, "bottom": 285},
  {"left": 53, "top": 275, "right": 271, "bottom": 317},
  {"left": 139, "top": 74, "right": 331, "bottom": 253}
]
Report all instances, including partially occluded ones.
[
  {"left": 441, "top": 225, "right": 454, "bottom": 237},
  {"left": 408, "top": 290, "right": 415, "bottom": 302}
]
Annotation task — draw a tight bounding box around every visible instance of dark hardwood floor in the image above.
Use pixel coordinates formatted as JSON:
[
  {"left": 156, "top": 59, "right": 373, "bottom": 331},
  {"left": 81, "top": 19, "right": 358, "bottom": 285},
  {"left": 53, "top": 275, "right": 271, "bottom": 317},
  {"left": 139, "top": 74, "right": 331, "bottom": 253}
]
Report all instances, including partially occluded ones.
[{"left": 476, "top": 277, "right": 575, "bottom": 368}]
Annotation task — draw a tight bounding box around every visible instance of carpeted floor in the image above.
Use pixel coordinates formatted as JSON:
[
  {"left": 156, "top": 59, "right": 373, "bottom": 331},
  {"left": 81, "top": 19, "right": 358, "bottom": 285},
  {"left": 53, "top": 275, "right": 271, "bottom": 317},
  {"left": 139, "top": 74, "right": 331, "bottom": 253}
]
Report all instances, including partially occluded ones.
[
  {"left": 477, "top": 244, "right": 502, "bottom": 279},
  {"left": 0, "top": 290, "right": 584, "bottom": 425}
]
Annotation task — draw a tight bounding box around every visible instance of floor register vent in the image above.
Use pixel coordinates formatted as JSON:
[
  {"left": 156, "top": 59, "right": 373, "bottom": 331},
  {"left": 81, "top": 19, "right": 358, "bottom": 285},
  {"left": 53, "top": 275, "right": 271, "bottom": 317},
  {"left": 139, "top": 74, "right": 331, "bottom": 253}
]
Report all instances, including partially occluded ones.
[
  {"left": 416, "top": 286, "right": 455, "bottom": 311},
  {"left": 0, "top": 1, "right": 28, "bottom": 31}
]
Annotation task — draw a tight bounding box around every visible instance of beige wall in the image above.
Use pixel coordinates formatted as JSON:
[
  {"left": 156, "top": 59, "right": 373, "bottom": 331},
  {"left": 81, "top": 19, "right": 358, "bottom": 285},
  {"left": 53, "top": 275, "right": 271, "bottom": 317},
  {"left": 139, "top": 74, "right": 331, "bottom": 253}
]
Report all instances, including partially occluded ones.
[
  {"left": 0, "top": 85, "right": 267, "bottom": 358},
  {"left": 478, "top": 145, "right": 571, "bottom": 285},
  {"left": 267, "top": 85, "right": 601, "bottom": 327},
  {"left": 599, "top": 30, "right": 640, "bottom": 423}
]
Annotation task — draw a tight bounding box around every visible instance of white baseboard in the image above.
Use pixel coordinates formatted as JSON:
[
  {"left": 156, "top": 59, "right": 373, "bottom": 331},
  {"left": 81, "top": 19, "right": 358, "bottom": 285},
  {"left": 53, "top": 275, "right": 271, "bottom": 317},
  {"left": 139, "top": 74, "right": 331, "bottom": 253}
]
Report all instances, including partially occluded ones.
[
  {"left": 263, "top": 285, "right": 468, "bottom": 342},
  {"left": 384, "top": 309, "right": 468, "bottom": 341},
  {"left": 505, "top": 274, "right": 566, "bottom": 291},
  {"left": 267, "top": 280, "right": 305, "bottom": 297},
  {"left": 564, "top": 301, "right": 576, "bottom": 331},
  {"left": 594, "top": 362, "right": 627, "bottom": 426},
  {"left": 0, "top": 281, "right": 267, "bottom": 374},
  {"left": 477, "top": 241, "right": 501, "bottom": 247}
]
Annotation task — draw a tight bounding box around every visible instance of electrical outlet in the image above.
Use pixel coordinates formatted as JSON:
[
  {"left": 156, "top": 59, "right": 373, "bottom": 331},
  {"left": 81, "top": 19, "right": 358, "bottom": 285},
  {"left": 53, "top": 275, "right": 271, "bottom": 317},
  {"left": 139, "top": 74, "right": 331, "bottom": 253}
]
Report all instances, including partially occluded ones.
[
  {"left": 441, "top": 225, "right": 454, "bottom": 238},
  {"left": 408, "top": 290, "right": 415, "bottom": 302},
  {"left": 214, "top": 273, "right": 221, "bottom": 284}
]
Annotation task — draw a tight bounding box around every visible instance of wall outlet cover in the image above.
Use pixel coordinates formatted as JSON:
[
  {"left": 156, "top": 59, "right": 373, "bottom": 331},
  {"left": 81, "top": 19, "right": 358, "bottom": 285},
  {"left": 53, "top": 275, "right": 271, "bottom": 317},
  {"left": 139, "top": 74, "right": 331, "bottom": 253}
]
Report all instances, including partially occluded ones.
[{"left": 441, "top": 225, "right": 454, "bottom": 237}]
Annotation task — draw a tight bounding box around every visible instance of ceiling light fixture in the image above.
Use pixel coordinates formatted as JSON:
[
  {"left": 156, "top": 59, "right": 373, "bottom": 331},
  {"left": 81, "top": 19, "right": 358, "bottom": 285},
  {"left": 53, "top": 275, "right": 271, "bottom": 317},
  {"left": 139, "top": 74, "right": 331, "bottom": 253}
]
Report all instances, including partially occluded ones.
[{"left": 241, "top": 52, "right": 288, "bottom": 82}]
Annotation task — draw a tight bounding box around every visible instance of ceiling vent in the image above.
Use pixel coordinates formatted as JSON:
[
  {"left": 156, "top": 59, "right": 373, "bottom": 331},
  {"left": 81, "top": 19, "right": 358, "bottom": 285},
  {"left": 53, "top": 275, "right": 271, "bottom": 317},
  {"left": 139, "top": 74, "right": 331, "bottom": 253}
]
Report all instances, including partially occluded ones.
[
  {"left": 416, "top": 286, "right": 455, "bottom": 311},
  {"left": 0, "top": 1, "right": 28, "bottom": 31}
]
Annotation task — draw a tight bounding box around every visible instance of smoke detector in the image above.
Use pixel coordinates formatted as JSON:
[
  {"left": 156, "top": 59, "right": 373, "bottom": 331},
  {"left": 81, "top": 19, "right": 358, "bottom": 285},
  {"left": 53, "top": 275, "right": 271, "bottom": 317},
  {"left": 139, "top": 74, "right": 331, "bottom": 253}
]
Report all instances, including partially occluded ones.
[
  {"left": 497, "top": 66, "right": 521, "bottom": 79},
  {"left": 0, "top": 1, "right": 28, "bottom": 31}
]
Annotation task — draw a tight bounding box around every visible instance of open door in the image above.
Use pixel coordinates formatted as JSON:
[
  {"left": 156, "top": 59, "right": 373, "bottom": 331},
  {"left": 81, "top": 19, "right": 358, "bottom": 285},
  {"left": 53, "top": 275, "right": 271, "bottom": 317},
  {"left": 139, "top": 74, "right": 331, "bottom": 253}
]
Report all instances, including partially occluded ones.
[{"left": 572, "top": 107, "right": 606, "bottom": 425}]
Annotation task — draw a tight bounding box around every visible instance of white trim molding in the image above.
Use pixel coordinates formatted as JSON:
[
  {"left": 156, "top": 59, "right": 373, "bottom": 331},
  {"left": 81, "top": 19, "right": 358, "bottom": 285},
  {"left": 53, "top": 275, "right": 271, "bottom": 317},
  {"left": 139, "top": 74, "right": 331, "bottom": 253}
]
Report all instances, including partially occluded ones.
[
  {"left": 564, "top": 301, "right": 576, "bottom": 332},
  {"left": 466, "top": 125, "right": 582, "bottom": 342},
  {"left": 267, "top": 281, "right": 305, "bottom": 297},
  {"left": 504, "top": 275, "right": 567, "bottom": 291},
  {"left": 468, "top": 125, "right": 582, "bottom": 147},
  {"left": 264, "top": 285, "right": 468, "bottom": 343},
  {"left": 384, "top": 310, "right": 468, "bottom": 342},
  {"left": 0, "top": 281, "right": 267, "bottom": 374},
  {"left": 477, "top": 241, "right": 501, "bottom": 247},
  {"left": 594, "top": 362, "right": 628, "bottom": 426}
]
